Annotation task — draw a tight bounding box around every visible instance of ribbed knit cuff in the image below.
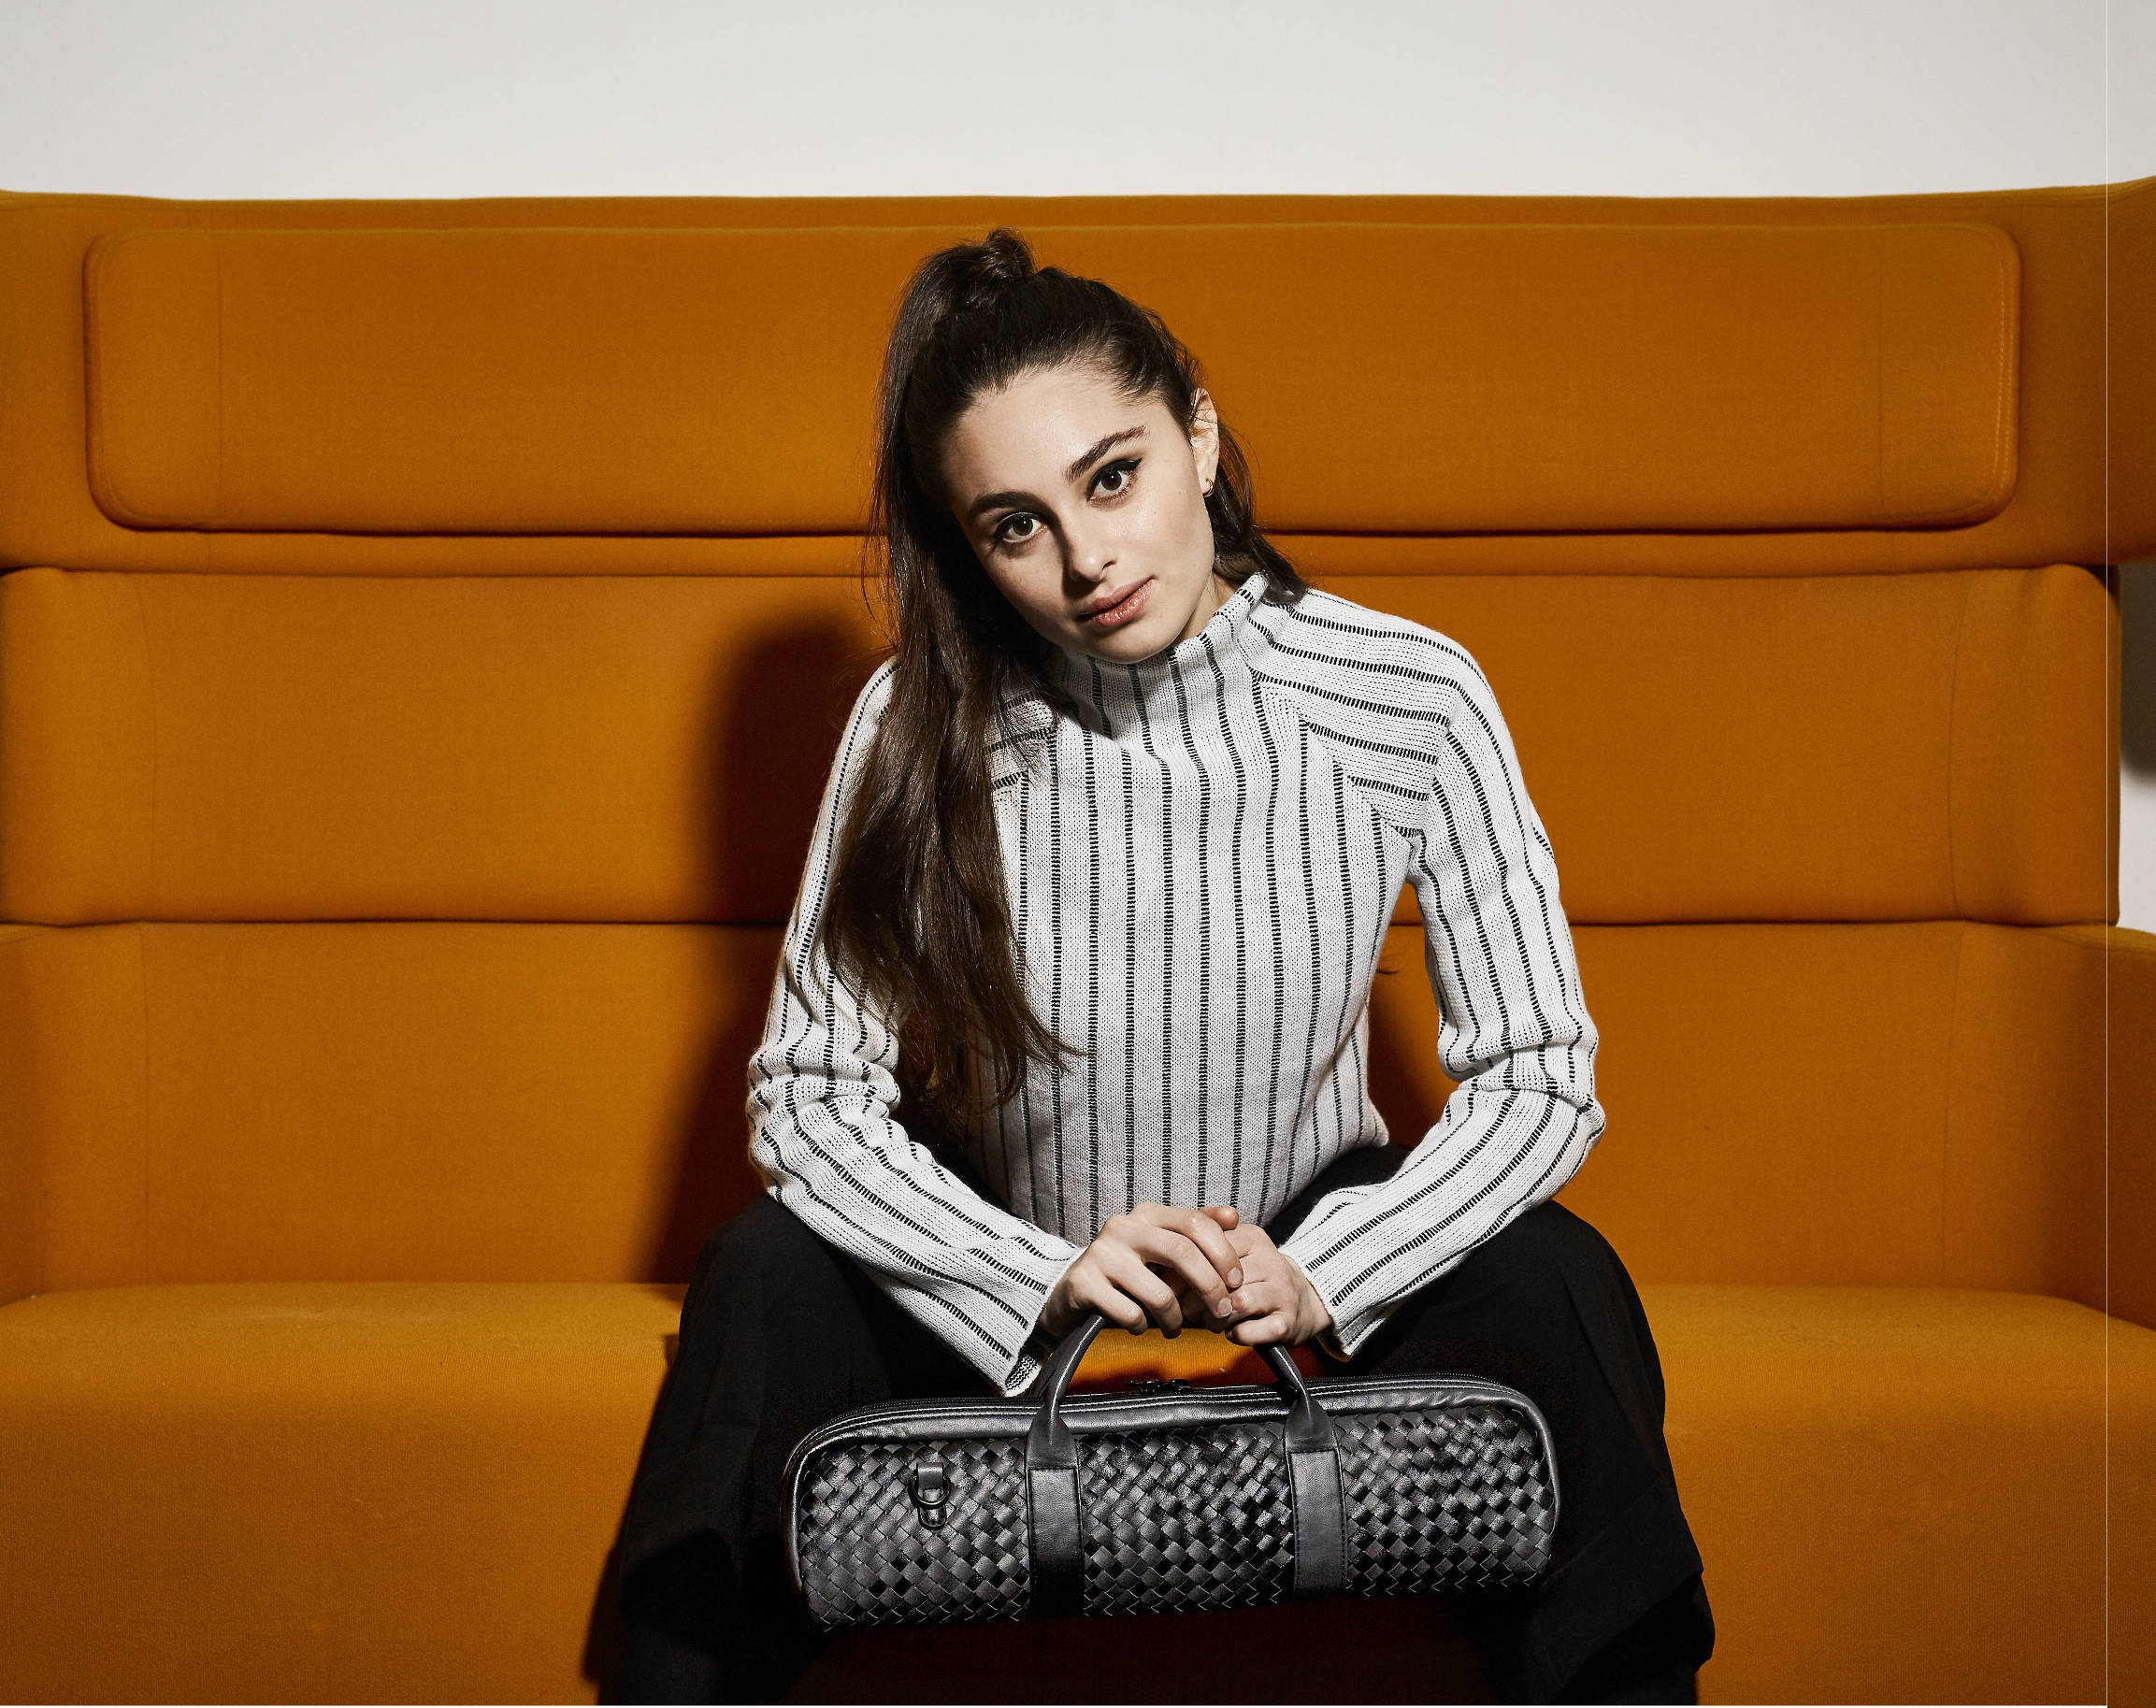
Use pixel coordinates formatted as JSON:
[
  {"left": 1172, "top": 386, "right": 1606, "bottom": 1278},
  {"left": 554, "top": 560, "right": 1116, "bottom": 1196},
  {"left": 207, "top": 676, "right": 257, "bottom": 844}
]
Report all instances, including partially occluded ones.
[
  {"left": 997, "top": 1247, "right": 1088, "bottom": 1399},
  {"left": 1317, "top": 1294, "right": 1414, "bottom": 1364},
  {"left": 1279, "top": 1250, "right": 1349, "bottom": 1363},
  {"left": 1277, "top": 1242, "right": 1417, "bottom": 1367}
]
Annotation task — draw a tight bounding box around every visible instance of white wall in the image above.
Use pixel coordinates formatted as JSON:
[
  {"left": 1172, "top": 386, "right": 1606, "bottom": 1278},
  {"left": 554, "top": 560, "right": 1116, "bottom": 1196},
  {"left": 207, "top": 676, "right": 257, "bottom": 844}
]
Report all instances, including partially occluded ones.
[{"left": 4, "top": 0, "right": 2150, "bottom": 926}]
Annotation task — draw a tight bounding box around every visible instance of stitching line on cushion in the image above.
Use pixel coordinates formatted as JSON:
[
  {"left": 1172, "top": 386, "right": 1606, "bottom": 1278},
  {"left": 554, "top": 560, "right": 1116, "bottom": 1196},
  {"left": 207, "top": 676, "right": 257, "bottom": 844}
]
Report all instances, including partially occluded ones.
[
  {"left": 128, "top": 574, "right": 160, "bottom": 915},
  {"left": 125, "top": 573, "right": 161, "bottom": 1280},
  {"left": 1945, "top": 576, "right": 1973, "bottom": 921},
  {"left": 135, "top": 919, "right": 153, "bottom": 1285},
  {"left": 125, "top": 579, "right": 160, "bottom": 1278},
  {"left": 1938, "top": 920, "right": 1968, "bottom": 1286}
]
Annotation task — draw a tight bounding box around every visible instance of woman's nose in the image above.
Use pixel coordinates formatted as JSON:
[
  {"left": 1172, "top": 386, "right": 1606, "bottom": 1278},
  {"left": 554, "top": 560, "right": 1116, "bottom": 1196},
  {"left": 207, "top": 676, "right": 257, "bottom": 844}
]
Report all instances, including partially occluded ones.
[{"left": 1062, "top": 517, "right": 1114, "bottom": 581}]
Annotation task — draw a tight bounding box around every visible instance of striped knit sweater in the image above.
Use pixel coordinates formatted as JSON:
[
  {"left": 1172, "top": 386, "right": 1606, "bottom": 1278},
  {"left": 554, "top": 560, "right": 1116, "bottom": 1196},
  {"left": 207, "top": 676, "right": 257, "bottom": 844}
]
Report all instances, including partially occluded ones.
[{"left": 747, "top": 567, "right": 1604, "bottom": 1399}]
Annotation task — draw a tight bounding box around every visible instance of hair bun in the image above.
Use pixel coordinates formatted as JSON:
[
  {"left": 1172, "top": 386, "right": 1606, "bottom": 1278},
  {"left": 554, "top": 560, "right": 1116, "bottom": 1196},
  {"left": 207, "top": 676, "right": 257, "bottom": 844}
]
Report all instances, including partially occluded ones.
[{"left": 956, "top": 227, "right": 1036, "bottom": 309}]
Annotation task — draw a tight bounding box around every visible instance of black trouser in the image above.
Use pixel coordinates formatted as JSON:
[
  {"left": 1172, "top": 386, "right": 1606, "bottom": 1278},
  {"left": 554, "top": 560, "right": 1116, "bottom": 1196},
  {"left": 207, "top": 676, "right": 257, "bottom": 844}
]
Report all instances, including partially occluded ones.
[{"left": 599, "top": 1144, "right": 1715, "bottom": 1703}]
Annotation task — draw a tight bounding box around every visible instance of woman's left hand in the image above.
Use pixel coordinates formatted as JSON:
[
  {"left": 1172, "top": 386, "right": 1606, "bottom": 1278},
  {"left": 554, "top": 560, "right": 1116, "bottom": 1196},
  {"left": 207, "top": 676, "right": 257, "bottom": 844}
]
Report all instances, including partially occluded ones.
[{"left": 1166, "top": 1221, "right": 1334, "bottom": 1347}]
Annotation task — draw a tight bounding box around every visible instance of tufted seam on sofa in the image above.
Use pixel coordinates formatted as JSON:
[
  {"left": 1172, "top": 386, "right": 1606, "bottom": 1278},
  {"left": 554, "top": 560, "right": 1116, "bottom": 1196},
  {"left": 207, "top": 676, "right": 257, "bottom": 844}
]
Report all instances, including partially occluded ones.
[
  {"left": 133, "top": 920, "right": 151, "bottom": 1284},
  {"left": 126, "top": 571, "right": 159, "bottom": 1281},
  {"left": 1944, "top": 573, "right": 1974, "bottom": 921},
  {"left": 125, "top": 573, "right": 159, "bottom": 915},
  {"left": 1938, "top": 921, "right": 1970, "bottom": 1287}
]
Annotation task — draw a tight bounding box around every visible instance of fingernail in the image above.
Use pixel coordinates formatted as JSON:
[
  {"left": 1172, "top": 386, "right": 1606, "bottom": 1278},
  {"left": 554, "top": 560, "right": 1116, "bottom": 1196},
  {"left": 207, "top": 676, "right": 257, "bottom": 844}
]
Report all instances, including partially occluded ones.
[
  {"left": 1215, "top": 1297, "right": 1233, "bottom": 1317},
  {"left": 1229, "top": 1268, "right": 1243, "bottom": 1287}
]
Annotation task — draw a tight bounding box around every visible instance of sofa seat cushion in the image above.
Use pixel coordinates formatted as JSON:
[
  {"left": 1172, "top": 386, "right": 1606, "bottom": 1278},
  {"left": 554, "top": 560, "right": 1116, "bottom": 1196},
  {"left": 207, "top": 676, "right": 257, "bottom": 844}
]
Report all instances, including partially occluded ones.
[
  {"left": 0, "top": 1281, "right": 683, "bottom": 1704},
  {"left": 1640, "top": 1284, "right": 2149, "bottom": 1705},
  {"left": 0, "top": 1281, "right": 2145, "bottom": 1705}
]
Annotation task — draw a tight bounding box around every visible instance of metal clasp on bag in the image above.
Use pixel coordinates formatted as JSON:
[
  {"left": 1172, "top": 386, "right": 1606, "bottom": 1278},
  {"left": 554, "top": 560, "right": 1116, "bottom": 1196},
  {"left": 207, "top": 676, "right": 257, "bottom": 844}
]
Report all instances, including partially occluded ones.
[
  {"left": 1122, "top": 1377, "right": 1192, "bottom": 1395},
  {"left": 909, "top": 1459, "right": 950, "bottom": 1529}
]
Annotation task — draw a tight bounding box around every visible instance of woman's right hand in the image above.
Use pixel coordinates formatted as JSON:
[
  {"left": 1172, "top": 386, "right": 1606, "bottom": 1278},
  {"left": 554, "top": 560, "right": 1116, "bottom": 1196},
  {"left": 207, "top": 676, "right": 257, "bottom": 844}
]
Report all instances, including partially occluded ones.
[{"left": 1038, "top": 1202, "right": 1246, "bottom": 1341}]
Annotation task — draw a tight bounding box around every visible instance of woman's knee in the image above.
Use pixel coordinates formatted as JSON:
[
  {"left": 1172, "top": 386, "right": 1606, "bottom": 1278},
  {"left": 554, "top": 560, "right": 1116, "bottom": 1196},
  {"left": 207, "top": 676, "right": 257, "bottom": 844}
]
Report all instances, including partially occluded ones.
[
  {"left": 671, "top": 1193, "right": 894, "bottom": 1421},
  {"left": 1464, "top": 1197, "right": 1623, "bottom": 1291},
  {"left": 1458, "top": 1199, "right": 1671, "bottom": 1413},
  {"left": 695, "top": 1189, "right": 840, "bottom": 1289}
]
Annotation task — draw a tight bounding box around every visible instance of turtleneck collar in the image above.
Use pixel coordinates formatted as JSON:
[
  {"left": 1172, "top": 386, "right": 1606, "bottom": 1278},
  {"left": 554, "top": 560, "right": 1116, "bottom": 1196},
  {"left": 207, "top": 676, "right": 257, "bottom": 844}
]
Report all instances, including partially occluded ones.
[{"left": 1039, "top": 567, "right": 1273, "bottom": 744}]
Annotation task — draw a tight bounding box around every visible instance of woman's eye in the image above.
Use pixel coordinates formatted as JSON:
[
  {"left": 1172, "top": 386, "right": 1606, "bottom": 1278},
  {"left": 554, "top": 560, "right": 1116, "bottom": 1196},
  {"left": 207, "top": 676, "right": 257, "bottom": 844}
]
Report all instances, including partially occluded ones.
[
  {"left": 1093, "top": 458, "right": 1140, "bottom": 498},
  {"left": 996, "top": 514, "right": 1040, "bottom": 546}
]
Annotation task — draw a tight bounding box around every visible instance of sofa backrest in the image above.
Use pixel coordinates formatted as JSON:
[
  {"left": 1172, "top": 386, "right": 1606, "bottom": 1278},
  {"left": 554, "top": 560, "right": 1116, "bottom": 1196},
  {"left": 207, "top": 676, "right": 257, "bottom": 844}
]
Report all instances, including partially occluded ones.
[{"left": 2, "top": 183, "right": 2147, "bottom": 1304}]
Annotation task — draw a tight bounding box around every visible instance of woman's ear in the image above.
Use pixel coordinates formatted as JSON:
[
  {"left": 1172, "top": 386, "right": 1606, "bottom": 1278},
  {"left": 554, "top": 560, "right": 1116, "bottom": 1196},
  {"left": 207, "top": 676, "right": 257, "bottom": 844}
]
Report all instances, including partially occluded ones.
[{"left": 1188, "top": 388, "right": 1222, "bottom": 495}]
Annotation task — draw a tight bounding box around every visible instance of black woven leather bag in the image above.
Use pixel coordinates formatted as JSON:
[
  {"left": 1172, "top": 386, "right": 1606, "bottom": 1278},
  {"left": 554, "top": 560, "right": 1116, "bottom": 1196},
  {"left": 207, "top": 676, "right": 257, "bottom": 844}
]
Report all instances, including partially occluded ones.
[{"left": 782, "top": 1307, "right": 1559, "bottom": 1630}]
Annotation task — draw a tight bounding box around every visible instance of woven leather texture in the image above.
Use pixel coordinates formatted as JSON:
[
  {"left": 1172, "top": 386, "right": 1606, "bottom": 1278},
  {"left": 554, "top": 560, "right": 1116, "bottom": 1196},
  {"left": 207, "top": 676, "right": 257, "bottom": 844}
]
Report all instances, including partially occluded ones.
[
  {"left": 798, "top": 1437, "right": 1035, "bottom": 1628},
  {"left": 793, "top": 1395, "right": 1554, "bottom": 1629}
]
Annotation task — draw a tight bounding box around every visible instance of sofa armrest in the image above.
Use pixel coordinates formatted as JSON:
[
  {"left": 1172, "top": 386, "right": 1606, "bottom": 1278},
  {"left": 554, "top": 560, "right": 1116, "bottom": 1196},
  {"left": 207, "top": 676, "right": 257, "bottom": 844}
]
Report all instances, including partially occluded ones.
[
  {"left": 0, "top": 925, "right": 49, "bottom": 1305},
  {"left": 2046, "top": 924, "right": 2156, "bottom": 1329}
]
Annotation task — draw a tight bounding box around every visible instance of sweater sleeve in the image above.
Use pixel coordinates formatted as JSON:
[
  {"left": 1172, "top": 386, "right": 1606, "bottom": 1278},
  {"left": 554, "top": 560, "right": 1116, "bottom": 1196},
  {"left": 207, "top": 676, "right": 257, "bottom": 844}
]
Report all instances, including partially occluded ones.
[
  {"left": 745, "top": 661, "right": 1087, "bottom": 1399},
  {"left": 1276, "top": 647, "right": 1605, "bottom": 1364}
]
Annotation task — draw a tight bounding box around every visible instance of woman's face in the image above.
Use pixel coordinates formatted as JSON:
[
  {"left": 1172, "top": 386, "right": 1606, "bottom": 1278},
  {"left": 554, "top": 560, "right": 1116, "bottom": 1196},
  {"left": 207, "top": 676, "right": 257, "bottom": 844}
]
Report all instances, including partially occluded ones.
[{"left": 938, "top": 358, "right": 1227, "bottom": 664}]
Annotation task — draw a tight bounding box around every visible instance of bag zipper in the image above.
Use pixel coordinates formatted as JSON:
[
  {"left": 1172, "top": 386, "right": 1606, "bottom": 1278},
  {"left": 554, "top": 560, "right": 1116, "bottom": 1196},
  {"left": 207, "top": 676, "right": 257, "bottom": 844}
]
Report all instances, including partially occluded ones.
[{"left": 784, "top": 1371, "right": 1539, "bottom": 1463}]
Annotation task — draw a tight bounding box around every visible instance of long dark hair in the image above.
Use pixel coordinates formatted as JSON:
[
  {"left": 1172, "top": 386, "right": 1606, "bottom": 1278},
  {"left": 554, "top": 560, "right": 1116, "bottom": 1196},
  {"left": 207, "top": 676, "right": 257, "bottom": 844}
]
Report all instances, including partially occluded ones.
[{"left": 820, "top": 228, "right": 1314, "bottom": 1164}]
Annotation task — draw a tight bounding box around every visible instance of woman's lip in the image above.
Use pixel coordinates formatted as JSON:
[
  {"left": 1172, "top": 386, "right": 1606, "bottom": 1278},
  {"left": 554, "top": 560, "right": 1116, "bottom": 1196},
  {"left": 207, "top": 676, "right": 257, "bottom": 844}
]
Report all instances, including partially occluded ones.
[{"left": 1083, "top": 580, "right": 1152, "bottom": 629}]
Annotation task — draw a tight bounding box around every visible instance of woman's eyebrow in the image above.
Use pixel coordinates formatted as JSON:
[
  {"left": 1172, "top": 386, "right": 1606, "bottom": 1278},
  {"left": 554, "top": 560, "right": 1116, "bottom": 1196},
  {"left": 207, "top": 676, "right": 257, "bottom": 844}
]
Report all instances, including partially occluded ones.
[
  {"left": 1065, "top": 425, "right": 1148, "bottom": 481},
  {"left": 964, "top": 425, "right": 1152, "bottom": 521},
  {"left": 966, "top": 488, "right": 1032, "bottom": 521}
]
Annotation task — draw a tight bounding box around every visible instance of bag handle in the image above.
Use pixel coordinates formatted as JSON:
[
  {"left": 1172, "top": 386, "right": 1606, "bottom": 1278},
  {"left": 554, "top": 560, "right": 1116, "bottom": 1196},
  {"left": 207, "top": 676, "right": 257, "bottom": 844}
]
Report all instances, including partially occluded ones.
[{"left": 1022, "top": 1308, "right": 1346, "bottom": 1616}]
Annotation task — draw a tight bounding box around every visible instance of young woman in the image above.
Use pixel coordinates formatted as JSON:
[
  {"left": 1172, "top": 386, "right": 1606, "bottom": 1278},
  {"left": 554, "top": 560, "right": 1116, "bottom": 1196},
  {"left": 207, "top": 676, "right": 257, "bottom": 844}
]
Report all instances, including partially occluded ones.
[{"left": 602, "top": 230, "right": 1715, "bottom": 1704}]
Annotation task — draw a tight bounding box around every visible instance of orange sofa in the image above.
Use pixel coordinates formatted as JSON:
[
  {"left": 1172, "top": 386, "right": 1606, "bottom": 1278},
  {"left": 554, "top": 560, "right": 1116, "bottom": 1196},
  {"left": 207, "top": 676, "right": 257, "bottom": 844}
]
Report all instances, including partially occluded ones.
[{"left": 0, "top": 179, "right": 2149, "bottom": 1706}]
